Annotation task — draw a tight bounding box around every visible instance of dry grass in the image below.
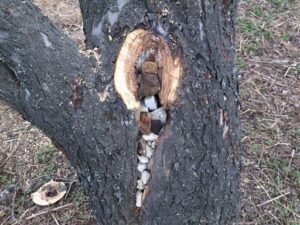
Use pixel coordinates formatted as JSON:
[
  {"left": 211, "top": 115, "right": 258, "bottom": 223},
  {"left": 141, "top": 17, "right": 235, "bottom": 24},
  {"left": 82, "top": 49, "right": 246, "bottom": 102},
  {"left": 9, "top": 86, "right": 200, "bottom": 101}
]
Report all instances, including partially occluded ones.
[
  {"left": 33, "top": 0, "right": 85, "bottom": 49},
  {"left": 0, "top": 104, "right": 95, "bottom": 225},
  {"left": 1, "top": 0, "right": 300, "bottom": 224},
  {"left": 0, "top": 1, "right": 95, "bottom": 224},
  {"left": 238, "top": 0, "right": 300, "bottom": 224}
]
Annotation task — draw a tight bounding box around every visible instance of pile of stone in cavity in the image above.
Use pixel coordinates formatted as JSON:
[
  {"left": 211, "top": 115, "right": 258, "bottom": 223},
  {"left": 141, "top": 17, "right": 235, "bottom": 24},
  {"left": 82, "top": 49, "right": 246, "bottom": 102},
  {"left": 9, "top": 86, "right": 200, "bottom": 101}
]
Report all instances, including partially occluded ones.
[{"left": 135, "top": 61, "right": 167, "bottom": 208}]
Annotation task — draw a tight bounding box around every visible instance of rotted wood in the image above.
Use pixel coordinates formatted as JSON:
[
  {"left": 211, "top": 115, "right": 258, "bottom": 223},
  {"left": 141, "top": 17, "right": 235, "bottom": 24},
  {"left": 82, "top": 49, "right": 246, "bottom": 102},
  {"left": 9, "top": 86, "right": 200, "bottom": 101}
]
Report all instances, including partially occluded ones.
[{"left": 0, "top": 0, "right": 241, "bottom": 225}]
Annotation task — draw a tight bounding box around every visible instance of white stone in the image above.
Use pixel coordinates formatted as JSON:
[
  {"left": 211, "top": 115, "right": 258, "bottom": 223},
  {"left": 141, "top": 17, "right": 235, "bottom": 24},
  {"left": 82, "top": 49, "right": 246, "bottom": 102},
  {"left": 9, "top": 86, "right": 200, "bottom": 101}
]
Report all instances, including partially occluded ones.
[
  {"left": 137, "top": 179, "right": 144, "bottom": 190},
  {"left": 136, "top": 191, "right": 142, "bottom": 207},
  {"left": 151, "top": 107, "right": 167, "bottom": 124},
  {"left": 140, "top": 102, "right": 149, "bottom": 112},
  {"left": 145, "top": 144, "right": 153, "bottom": 158},
  {"left": 138, "top": 155, "right": 149, "bottom": 164},
  {"left": 141, "top": 171, "right": 150, "bottom": 184},
  {"left": 144, "top": 96, "right": 158, "bottom": 110},
  {"left": 142, "top": 133, "right": 158, "bottom": 141},
  {"left": 151, "top": 142, "right": 156, "bottom": 148},
  {"left": 147, "top": 141, "right": 156, "bottom": 148},
  {"left": 137, "top": 163, "right": 147, "bottom": 172}
]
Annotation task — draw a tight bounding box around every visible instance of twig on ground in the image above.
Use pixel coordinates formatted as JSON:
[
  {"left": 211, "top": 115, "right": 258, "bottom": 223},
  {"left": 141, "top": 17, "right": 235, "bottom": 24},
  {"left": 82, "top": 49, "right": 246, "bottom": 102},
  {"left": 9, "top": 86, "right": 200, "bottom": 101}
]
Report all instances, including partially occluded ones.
[
  {"left": 257, "top": 191, "right": 291, "bottom": 207},
  {"left": 14, "top": 207, "right": 36, "bottom": 223},
  {"left": 257, "top": 147, "right": 266, "bottom": 167},
  {"left": 284, "top": 149, "right": 295, "bottom": 184},
  {"left": 284, "top": 66, "right": 291, "bottom": 77},
  {"left": 64, "top": 178, "right": 76, "bottom": 200},
  {"left": 251, "top": 174, "right": 272, "bottom": 200},
  {"left": 0, "top": 216, "right": 11, "bottom": 225},
  {"left": 268, "top": 210, "right": 283, "bottom": 225},
  {"left": 25, "top": 203, "right": 72, "bottom": 220},
  {"left": 278, "top": 202, "right": 300, "bottom": 220},
  {"left": 51, "top": 213, "right": 60, "bottom": 225},
  {"left": 0, "top": 136, "right": 22, "bottom": 169}
]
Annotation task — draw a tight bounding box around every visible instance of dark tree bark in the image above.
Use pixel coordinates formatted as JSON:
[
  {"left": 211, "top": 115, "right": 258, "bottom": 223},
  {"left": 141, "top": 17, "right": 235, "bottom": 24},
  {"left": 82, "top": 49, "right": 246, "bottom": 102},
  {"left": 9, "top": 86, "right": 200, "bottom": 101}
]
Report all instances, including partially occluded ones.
[{"left": 0, "top": 0, "right": 241, "bottom": 225}]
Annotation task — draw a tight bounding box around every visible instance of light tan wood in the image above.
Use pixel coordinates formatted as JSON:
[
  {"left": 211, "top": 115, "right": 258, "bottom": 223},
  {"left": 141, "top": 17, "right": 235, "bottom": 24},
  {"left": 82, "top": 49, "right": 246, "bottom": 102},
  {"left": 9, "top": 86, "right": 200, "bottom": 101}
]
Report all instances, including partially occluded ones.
[{"left": 114, "top": 29, "right": 183, "bottom": 110}]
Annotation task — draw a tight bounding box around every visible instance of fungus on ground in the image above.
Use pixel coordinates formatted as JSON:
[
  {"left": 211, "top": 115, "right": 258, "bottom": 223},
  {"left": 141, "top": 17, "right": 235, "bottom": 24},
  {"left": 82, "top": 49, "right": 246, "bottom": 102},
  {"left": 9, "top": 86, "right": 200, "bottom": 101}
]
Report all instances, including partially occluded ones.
[
  {"left": 114, "top": 29, "right": 183, "bottom": 208},
  {"left": 31, "top": 180, "right": 67, "bottom": 206}
]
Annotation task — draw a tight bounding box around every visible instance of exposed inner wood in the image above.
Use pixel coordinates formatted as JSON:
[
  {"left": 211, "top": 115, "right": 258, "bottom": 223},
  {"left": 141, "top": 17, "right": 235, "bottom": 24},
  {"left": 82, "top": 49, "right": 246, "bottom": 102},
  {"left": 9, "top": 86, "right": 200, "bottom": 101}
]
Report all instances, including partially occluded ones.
[
  {"left": 114, "top": 29, "right": 183, "bottom": 111},
  {"left": 114, "top": 29, "right": 183, "bottom": 208}
]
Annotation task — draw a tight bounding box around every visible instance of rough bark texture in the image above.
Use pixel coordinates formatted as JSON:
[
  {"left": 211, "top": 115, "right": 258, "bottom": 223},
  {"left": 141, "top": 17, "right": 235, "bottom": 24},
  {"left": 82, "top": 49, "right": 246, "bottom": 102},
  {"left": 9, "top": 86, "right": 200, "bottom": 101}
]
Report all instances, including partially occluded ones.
[{"left": 0, "top": 0, "right": 240, "bottom": 225}]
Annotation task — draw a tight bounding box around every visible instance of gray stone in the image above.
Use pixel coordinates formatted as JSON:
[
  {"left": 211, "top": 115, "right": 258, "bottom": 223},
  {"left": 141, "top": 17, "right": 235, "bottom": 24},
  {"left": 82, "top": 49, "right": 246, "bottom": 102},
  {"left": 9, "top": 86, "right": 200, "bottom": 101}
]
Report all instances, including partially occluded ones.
[{"left": 151, "top": 107, "right": 167, "bottom": 124}]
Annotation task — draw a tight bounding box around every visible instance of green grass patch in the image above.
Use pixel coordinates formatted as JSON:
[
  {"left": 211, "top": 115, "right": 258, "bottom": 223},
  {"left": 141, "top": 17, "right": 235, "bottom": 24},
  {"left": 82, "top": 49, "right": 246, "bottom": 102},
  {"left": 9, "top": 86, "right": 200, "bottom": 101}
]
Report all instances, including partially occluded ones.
[
  {"left": 267, "top": 0, "right": 294, "bottom": 7},
  {"left": 263, "top": 138, "right": 273, "bottom": 146},
  {"left": 236, "top": 57, "right": 247, "bottom": 70},
  {"left": 244, "top": 42, "right": 262, "bottom": 55},
  {"left": 74, "top": 188, "right": 87, "bottom": 207},
  {"left": 0, "top": 174, "right": 12, "bottom": 186},
  {"left": 268, "top": 159, "right": 289, "bottom": 184},
  {"left": 291, "top": 67, "right": 300, "bottom": 75},
  {"left": 35, "top": 146, "right": 56, "bottom": 163},
  {"left": 275, "top": 202, "right": 291, "bottom": 219},
  {"left": 46, "top": 163, "right": 58, "bottom": 174},
  {"left": 291, "top": 170, "right": 300, "bottom": 185},
  {"left": 280, "top": 33, "right": 289, "bottom": 42},
  {"left": 261, "top": 29, "right": 274, "bottom": 40},
  {"left": 238, "top": 18, "right": 258, "bottom": 36},
  {"left": 252, "top": 6, "right": 264, "bottom": 17},
  {"left": 290, "top": 129, "right": 300, "bottom": 137},
  {"left": 250, "top": 143, "right": 260, "bottom": 154}
]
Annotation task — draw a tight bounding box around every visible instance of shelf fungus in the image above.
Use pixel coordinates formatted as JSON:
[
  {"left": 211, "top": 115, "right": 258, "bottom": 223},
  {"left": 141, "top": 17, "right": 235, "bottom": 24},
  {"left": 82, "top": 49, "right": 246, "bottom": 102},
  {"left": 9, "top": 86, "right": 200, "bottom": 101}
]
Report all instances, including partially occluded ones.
[
  {"left": 31, "top": 180, "right": 67, "bottom": 206},
  {"left": 114, "top": 29, "right": 183, "bottom": 208}
]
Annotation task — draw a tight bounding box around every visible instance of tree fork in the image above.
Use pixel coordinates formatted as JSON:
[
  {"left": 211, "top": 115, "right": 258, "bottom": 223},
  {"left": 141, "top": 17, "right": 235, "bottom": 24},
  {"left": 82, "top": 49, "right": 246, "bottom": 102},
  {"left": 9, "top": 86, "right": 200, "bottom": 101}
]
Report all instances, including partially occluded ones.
[{"left": 0, "top": 0, "right": 241, "bottom": 224}]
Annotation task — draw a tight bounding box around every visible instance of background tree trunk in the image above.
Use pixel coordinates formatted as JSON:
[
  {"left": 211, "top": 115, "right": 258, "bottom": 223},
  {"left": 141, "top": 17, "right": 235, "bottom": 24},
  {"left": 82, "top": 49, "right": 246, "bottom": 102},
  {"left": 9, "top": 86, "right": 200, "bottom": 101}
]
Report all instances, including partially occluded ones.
[{"left": 0, "top": 0, "right": 241, "bottom": 224}]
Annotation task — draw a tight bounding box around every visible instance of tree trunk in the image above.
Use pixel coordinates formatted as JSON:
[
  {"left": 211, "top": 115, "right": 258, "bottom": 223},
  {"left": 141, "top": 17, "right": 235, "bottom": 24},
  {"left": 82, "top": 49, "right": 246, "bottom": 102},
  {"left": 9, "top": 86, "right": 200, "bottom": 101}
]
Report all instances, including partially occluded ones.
[{"left": 0, "top": 0, "right": 241, "bottom": 224}]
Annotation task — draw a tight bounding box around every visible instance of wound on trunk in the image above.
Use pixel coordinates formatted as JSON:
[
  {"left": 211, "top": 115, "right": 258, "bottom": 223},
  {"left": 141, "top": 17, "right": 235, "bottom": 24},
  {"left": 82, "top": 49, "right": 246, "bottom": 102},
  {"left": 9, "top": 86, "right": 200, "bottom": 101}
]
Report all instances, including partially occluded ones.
[
  {"left": 114, "top": 29, "right": 183, "bottom": 111},
  {"left": 114, "top": 29, "right": 183, "bottom": 209}
]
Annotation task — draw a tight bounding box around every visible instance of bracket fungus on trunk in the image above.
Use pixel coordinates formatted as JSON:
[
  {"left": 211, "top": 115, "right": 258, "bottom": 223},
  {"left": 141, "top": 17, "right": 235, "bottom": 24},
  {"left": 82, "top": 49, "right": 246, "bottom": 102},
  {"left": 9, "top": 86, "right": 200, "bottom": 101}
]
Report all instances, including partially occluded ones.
[
  {"left": 114, "top": 29, "right": 183, "bottom": 111},
  {"left": 114, "top": 29, "right": 183, "bottom": 208}
]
